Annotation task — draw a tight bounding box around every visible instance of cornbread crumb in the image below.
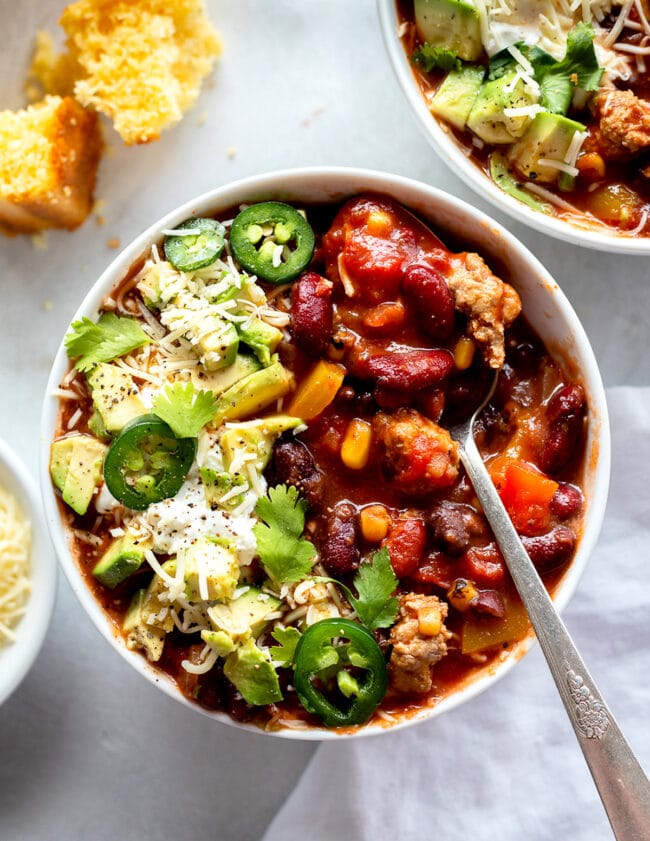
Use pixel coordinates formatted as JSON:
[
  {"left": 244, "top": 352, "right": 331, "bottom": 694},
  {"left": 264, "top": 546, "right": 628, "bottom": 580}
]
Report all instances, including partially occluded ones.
[
  {"left": 43, "top": 300, "right": 54, "bottom": 311},
  {"left": 59, "top": 0, "right": 223, "bottom": 145},
  {"left": 107, "top": 237, "right": 121, "bottom": 249},
  {"left": 31, "top": 232, "right": 49, "bottom": 250},
  {"left": 227, "top": 146, "right": 237, "bottom": 158},
  {"left": 25, "top": 30, "right": 79, "bottom": 104},
  {"left": 0, "top": 96, "right": 101, "bottom": 235}
]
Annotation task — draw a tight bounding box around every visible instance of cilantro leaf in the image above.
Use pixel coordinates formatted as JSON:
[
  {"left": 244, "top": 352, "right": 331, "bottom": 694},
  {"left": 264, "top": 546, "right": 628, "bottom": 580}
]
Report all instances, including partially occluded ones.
[
  {"left": 530, "top": 23, "right": 603, "bottom": 114},
  {"left": 270, "top": 626, "right": 302, "bottom": 666},
  {"left": 413, "top": 44, "right": 462, "bottom": 73},
  {"left": 348, "top": 547, "right": 398, "bottom": 631},
  {"left": 253, "top": 485, "right": 316, "bottom": 583},
  {"left": 487, "top": 45, "right": 520, "bottom": 81},
  {"left": 152, "top": 382, "right": 217, "bottom": 438},
  {"left": 65, "top": 313, "right": 150, "bottom": 372}
]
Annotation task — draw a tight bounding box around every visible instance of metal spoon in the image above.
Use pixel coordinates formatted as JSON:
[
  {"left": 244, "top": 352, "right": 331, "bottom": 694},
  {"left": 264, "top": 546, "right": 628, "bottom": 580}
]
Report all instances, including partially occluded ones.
[{"left": 448, "top": 371, "right": 650, "bottom": 841}]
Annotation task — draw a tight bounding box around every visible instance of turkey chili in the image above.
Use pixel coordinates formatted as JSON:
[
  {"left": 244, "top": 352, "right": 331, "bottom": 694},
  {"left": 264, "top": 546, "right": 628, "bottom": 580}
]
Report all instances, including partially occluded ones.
[{"left": 49, "top": 195, "right": 587, "bottom": 731}]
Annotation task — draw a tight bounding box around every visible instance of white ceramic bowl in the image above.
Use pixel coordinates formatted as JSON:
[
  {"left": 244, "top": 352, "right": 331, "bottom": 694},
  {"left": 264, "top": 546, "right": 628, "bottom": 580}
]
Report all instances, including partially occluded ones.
[
  {"left": 377, "top": 0, "right": 650, "bottom": 255},
  {"left": 40, "top": 167, "right": 610, "bottom": 739},
  {"left": 0, "top": 438, "right": 57, "bottom": 706}
]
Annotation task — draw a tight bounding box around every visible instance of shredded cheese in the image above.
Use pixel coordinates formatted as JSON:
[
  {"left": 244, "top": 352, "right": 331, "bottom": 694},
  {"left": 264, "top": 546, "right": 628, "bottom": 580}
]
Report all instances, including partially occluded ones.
[{"left": 0, "top": 486, "right": 31, "bottom": 646}]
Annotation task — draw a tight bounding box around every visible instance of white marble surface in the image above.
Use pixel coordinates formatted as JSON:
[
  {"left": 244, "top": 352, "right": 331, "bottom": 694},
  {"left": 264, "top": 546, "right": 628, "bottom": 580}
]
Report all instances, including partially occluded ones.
[{"left": 0, "top": 1, "right": 648, "bottom": 840}]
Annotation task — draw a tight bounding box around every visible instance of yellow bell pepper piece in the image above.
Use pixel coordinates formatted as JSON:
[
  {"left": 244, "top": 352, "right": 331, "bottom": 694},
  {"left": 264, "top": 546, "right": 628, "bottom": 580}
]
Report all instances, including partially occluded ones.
[{"left": 287, "top": 360, "right": 346, "bottom": 421}]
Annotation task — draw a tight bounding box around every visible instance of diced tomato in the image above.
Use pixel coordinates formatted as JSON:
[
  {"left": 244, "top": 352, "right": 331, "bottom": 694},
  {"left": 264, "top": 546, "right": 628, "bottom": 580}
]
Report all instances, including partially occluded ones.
[
  {"left": 489, "top": 456, "right": 558, "bottom": 536},
  {"left": 461, "top": 544, "right": 506, "bottom": 586},
  {"left": 381, "top": 516, "right": 427, "bottom": 578},
  {"left": 411, "top": 551, "right": 457, "bottom": 589}
]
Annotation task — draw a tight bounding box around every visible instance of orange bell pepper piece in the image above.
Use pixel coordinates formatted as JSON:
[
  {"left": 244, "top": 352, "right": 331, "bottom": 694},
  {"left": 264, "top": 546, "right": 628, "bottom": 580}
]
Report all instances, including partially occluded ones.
[{"left": 489, "top": 456, "right": 558, "bottom": 536}]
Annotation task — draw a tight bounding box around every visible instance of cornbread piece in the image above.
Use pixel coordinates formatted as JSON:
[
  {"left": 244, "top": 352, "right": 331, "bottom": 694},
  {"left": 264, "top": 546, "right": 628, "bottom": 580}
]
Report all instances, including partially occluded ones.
[
  {"left": 24, "top": 31, "right": 79, "bottom": 104},
  {"left": 0, "top": 96, "right": 101, "bottom": 235},
  {"left": 59, "top": 0, "right": 223, "bottom": 145}
]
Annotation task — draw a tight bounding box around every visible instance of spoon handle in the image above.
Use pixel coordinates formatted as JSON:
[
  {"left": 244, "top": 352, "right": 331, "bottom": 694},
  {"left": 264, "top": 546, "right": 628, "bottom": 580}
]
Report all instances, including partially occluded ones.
[{"left": 461, "top": 437, "right": 650, "bottom": 841}]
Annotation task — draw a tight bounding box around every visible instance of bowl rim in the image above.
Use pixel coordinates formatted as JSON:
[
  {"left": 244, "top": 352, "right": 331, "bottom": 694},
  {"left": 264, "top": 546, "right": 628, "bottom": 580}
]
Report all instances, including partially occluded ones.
[
  {"left": 0, "top": 437, "right": 57, "bottom": 707},
  {"left": 39, "top": 165, "right": 611, "bottom": 740},
  {"left": 376, "top": 0, "right": 650, "bottom": 256}
]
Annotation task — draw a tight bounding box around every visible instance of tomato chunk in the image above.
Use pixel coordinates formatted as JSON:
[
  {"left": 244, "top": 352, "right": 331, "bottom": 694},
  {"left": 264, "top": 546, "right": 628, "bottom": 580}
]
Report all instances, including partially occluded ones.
[{"left": 381, "top": 517, "right": 427, "bottom": 578}]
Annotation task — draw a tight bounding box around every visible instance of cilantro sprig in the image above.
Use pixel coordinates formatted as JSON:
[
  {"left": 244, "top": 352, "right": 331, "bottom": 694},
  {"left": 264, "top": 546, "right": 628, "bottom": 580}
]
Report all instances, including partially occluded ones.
[
  {"left": 152, "top": 382, "right": 217, "bottom": 439},
  {"left": 253, "top": 485, "right": 317, "bottom": 583},
  {"left": 270, "top": 626, "right": 302, "bottom": 666},
  {"left": 413, "top": 44, "right": 462, "bottom": 73},
  {"left": 488, "top": 24, "right": 602, "bottom": 116},
  {"left": 65, "top": 313, "right": 150, "bottom": 372}
]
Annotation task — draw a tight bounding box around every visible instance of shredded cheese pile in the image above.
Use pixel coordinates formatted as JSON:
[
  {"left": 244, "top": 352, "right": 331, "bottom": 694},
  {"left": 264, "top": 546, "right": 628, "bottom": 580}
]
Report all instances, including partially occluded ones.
[{"left": 0, "top": 486, "right": 31, "bottom": 646}]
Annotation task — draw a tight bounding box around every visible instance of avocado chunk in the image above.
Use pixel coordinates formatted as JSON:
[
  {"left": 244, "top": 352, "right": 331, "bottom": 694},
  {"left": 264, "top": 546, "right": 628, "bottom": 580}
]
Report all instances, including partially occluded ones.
[
  {"left": 190, "top": 352, "right": 262, "bottom": 396},
  {"left": 237, "top": 317, "right": 283, "bottom": 368},
  {"left": 92, "top": 528, "right": 153, "bottom": 589},
  {"left": 87, "top": 363, "right": 146, "bottom": 433},
  {"left": 180, "top": 537, "right": 240, "bottom": 602},
  {"left": 414, "top": 0, "right": 482, "bottom": 62},
  {"left": 201, "top": 629, "right": 237, "bottom": 658},
  {"left": 200, "top": 468, "right": 248, "bottom": 510},
  {"left": 220, "top": 415, "right": 303, "bottom": 476},
  {"left": 223, "top": 638, "right": 282, "bottom": 706},
  {"left": 508, "top": 111, "right": 586, "bottom": 184},
  {"left": 50, "top": 434, "right": 107, "bottom": 515},
  {"left": 429, "top": 65, "right": 485, "bottom": 131},
  {"left": 194, "top": 315, "right": 239, "bottom": 371},
  {"left": 213, "top": 360, "right": 293, "bottom": 426},
  {"left": 123, "top": 588, "right": 166, "bottom": 662},
  {"left": 467, "top": 71, "right": 539, "bottom": 144},
  {"left": 489, "top": 152, "right": 553, "bottom": 213},
  {"left": 207, "top": 587, "right": 281, "bottom": 641}
]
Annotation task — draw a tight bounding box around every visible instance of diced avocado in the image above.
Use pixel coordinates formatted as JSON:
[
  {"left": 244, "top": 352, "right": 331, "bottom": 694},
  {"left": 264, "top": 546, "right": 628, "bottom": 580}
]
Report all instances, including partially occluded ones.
[
  {"left": 141, "top": 560, "right": 176, "bottom": 633},
  {"left": 237, "top": 317, "right": 283, "bottom": 368},
  {"left": 123, "top": 589, "right": 166, "bottom": 662},
  {"left": 414, "top": 0, "right": 482, "bottom": 62},
  {"left": 88, "top": 410, "right": 109, "bottom": 441},
  {"left": 190, "top": 353, "right": 262, "bottom": 396},
  {"left": 489, "top": 153, "right": 553, "bottom": 213},
  {"left": 213, "top": 360, "right": 293, "bottom": 426},
  {"left": 194, "top": 315, "right": 239, "bottom": 371},
  {"left": 201, "top": 629, "right": 237, "bottom": 658},
  {"left": 219, "top": 415, "right": 303, "bottom": 476},
  {"left": 207, "top": 587, "right": 281, "bottom": 641},
  {"left": 429, "top": 65, "right": 485, "bottom": 131},
  {"left": 508, "top": 111, "right": 586, "bottom": 184},
  {"left": 50, "top": 434, "right": 107, "bottom": 516},
  {"left": 87, "top": 363, "right": 146, "bottom": 433},
  {"left": 223, "top": 638, "right": 282, "bottom": 706},
  {"left": 180, "top": 537, "right": 240, "bottom": 602},
  {"left": 92, "top": 529, "right": 153, "bottom": 589},
  {"left": 200, "top": 468, "right": 248, "bottom": 509},
  {"left": 467, "top": 71, "right": 538, "bottom": 144}
]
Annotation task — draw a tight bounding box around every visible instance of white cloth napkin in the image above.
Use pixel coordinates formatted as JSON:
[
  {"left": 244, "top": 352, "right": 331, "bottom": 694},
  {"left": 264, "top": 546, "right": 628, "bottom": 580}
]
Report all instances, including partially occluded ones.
[{"left": 262, "top": 387, "right": 650, "bottom": 841}]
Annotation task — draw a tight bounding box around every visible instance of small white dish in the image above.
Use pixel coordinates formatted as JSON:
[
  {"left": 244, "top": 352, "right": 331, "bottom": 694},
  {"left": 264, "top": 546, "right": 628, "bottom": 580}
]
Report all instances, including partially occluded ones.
[{"left": 0, "top": 438, "right": 57, "bottom": 707}]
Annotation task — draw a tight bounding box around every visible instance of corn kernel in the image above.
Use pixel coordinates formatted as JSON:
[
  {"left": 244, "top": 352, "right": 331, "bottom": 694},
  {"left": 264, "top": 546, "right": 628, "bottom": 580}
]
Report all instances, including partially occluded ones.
[
  {"left": 340, "top": 418, "right": 373, "bottom": 470},
  {"left": 417, "top": 605, "right": 442, "bottom": 637},
  {"left": 365, "top": 210, "right": 393, "bottom": 237},
  {"left": 454, "top": 336, "right": 476, "bottom": 371},
  {"left": 359, "top": 505, "right": 391, "bottom": 542},
  {"left": 447, "top": 578, "right": 479, "bottom": 612}
]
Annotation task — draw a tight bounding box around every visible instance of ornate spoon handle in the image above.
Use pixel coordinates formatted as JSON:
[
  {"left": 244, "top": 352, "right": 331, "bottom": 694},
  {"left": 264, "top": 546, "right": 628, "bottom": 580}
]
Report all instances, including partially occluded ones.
[{"left": 461, "top": 435, "right": 650, "bottom": 840}]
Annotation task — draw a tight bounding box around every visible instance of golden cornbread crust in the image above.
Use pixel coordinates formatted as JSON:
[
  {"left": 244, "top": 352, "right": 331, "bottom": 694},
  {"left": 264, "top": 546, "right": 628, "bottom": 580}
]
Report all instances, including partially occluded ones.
[
  {"left": 60, "top": 0, "right": 223, "bottom": 145},
  {"left": 0, "top": 96, "right": 102, "bottom": 235}
]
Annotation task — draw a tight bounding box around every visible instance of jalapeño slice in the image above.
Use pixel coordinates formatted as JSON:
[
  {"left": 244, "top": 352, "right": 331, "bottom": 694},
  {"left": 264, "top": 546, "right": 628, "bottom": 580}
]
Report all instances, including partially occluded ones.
[
  {"left": 229, "top": 201, "right": 315, "bottom": 283},
  {"left": 163, "top": 217, "right": 226, "bottom": 272},
  {"left": 104, "top": 415, "right": 196, "bottom": 510},
  {"left": 293, "top": 618, "right": 388, "bottom": 728}
]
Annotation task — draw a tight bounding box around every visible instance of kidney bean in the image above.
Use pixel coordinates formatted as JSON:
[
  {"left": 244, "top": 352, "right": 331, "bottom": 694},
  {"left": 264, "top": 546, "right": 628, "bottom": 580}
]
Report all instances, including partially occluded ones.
[
  {"left": 381, "top": 516, "right": 427, "bottom": 578},
  {"left": 521, "top": 526, "right": 576, "bottom": 572},
  {"left": 472, "top": 589, "right": 506, "bottom": 619},
  {"left": 320, "top": 502, "right": 360, "bottom": 577},
  {"left": 402, "top": 263, "right": 455, "bottom": 341},
  {"left": 550, "top": 483, "right": 584, "bottom": 519},
  {"left": 266, "top": 437, "right": 324, "bottom": 510},
  {"left": 428, "top": 501, "right": 488, "bottom": 557},
  {"left": 538, "top": 384, "right": 586, "bottom": 475},
  {"left": 349, "top": 346, "right": 454, "bottom": 391},
  {"left": 291, "top": 271, "right": 334, "bottom": 356}
]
